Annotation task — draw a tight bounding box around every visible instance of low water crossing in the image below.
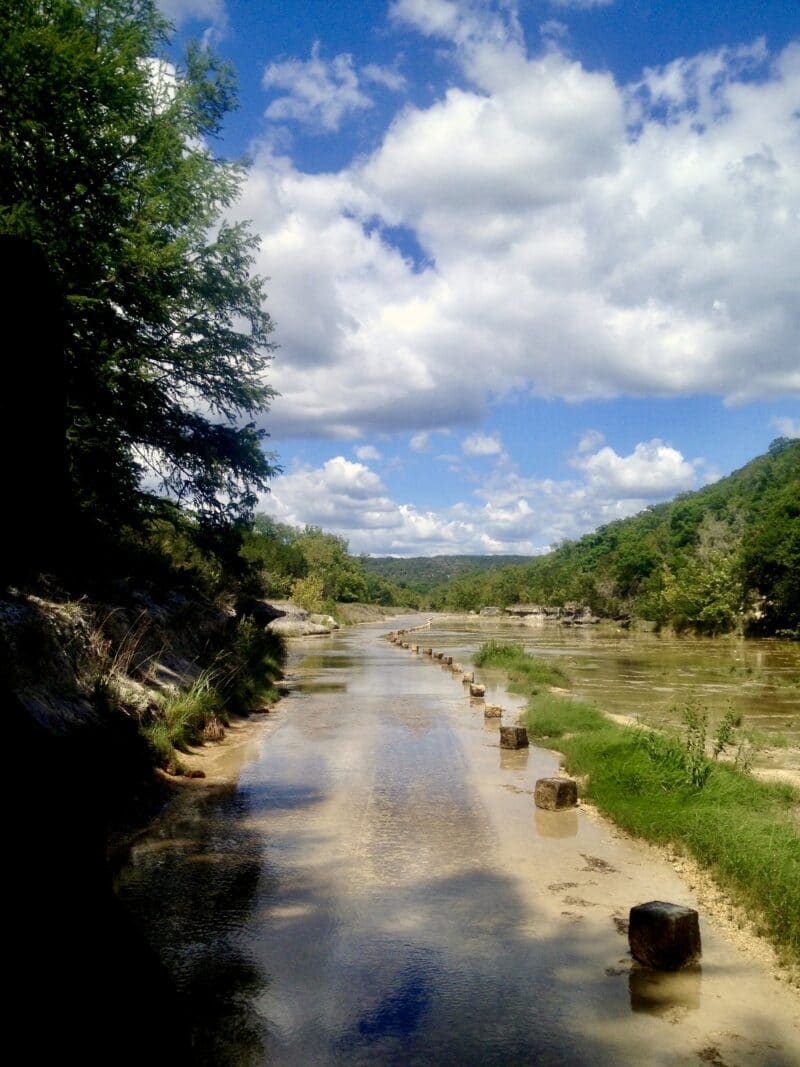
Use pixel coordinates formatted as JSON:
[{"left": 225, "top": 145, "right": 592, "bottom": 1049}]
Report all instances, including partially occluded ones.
[{"left": 118, "top": 618, "right": 800, "bottom": 1065}]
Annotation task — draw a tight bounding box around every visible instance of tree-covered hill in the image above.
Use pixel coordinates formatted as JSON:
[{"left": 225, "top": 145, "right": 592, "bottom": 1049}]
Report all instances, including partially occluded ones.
[
  {"left": 424, "top": 438, "right": 799, "bottom": 637},
  {"left": 362, "top": 554, "right": 528, "bottom": 593}
]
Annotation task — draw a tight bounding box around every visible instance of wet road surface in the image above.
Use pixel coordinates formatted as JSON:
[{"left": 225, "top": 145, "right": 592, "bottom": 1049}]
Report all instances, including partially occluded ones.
[{"left": 118, "top": 619, "right": 800, "bottom": 1066}]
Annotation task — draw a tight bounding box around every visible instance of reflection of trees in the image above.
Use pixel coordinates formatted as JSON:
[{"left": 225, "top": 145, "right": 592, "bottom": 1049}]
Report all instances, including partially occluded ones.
[{"left": 117, "top": 787, "right": 269, "bottom": 1066}]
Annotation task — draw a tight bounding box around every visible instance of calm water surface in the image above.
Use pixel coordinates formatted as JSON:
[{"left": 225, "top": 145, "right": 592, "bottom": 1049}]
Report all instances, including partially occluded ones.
[{"left": 117, "top": 619, "right": 800, "bottom": 1065}]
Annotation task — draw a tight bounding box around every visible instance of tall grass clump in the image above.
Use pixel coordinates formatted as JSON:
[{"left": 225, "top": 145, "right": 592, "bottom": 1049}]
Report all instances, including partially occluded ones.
[
  {"left": 473, "top": 641, "right": 569, "bottom": 693},
  {"left": 216, "top": 619, "right": 286, "bottom": 715},
  {"left": 141, "top": 621, "right": 286, "bottom": 773}
]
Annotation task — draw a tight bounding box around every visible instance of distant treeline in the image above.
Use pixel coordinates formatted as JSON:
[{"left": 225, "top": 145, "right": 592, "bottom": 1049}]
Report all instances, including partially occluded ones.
[
  {"left": 368, "top": 438, "right": 800, "bottom": 638},
  {"left": 362, "top": 554, "right": 528, "bottom": 592},
  {"left": 155, "top": 436, "right": 799, "bottom": 635}
]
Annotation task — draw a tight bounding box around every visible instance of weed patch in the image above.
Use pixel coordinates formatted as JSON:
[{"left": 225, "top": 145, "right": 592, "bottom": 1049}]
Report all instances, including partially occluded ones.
[
  {"left": 473, "top": 641, "right": 569, "bottom": 693},
  {"left": 471, "top": 652, "right": 800, "bottom": 966},
  {"left": 138, "top": 621, "right": 286, "bottom": 773}
]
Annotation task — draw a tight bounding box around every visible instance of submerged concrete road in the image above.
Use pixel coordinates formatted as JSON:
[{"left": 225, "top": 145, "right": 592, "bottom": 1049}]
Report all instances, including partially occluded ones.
[{"left": 120, "top": 619, "right": 800, "bottom": 1066}]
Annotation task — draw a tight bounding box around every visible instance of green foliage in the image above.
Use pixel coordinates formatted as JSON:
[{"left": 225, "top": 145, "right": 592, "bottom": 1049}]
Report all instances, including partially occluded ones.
[
  {"left": 240, "top": 516, "right": 308, "bottom": 598},
  {"left": 290, "top": 573, "right": 326, "bottom": 614},
  {"left": 215, "top": 618, "right": 285, "bottom": 715},
  {"left": 646, "top": 551, "right": 744, "bottom": 634},
  {"left": 239, "top": 515, "right": 417, "bottom": 609},
  {"left": 712, "top": 706, "right": 740, "bottom": 757},
  {"left": 152, "top": 670, "right": 224, "bottom": 754},
  {"left": 472, "top": 641, "right": 569, "bottom": 692},
  {"left": 739, "top": 444, "right": 800, "bottom": 636},
  {"left": 294, "top": 527, "right": 369, "bottom": 603},
  {"left": 679, "top": 697, "right": 712, "bottom": 788},
  {"left": 141, "top": 622, "right": 285, "bottom": 769},
  {"left": 0, "top": 0, "right": 277, "bottom": 545},
  {"left": 363, "top": 554, "right": 527, "bottom": 594},
  {"left": 519, "top": 696, "right": 800, "bottom": 963},
  {"left": 414, "top": 440, "right": 800, "bottom": 637}
]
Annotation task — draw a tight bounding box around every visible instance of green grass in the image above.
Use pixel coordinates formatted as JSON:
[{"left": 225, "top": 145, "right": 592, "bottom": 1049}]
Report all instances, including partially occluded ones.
[
  {"left": 473, "top": 641, "right": 569, "bottom": 692},
  {"left": 140, "top": 622, "right": 286, "bottom": 774},
  {"left": 541, "top": 714, "right": 800, "bottom": 964},
  {"left": 147, "top": 670, "right": 225, "bottom": 755},
  {"left": 526, "top": 693, "right": 609, "bottom": 738},
  {"left": 216, "top": 619, "right": 285, "bottom": 716},
  {"left": 477, "top": 643, "right": 800, "bottom": 967}
]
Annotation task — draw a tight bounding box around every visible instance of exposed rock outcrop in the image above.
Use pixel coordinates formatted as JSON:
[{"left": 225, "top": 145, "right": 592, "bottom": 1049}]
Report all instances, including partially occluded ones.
[
  {"left": 505, "top": 603, "right": 600, "bottom": 624},
  {"left": 266, "top": 601, "right": 339, "bottom": 637}
]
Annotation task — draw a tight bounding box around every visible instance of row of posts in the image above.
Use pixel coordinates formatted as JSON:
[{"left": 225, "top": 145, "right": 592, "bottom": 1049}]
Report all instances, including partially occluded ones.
[{"left": 382, "top": 627, "right": 702, "bottom": 972}]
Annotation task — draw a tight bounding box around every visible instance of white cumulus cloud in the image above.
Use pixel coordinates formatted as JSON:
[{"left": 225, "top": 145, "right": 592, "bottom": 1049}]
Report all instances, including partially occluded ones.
[
  {"left": 462, "top": 432, "right": 503, "bottom": 456},
  {"left": 238, "top": 22, "right": 800, "bottom": 441},
  {"left": 158, "top": 0, "right": 227, "bottom": 40},
  {"left": 571, "top": 439, "right": 701, "bottom": 498},
  {"left": 260, "top": 437, "right": 710, "bottom": 555},
  {"left": 263, "top": 42, "right": 373, "bottom": 131}
]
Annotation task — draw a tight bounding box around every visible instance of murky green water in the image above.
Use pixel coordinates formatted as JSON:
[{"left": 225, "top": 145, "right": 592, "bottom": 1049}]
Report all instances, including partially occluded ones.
[
  {"left": 423, "top": 617, "right": 800, "bottom": 778},
  {"left": 117, "top": 619, "right": 800, "bottom": 1065}
]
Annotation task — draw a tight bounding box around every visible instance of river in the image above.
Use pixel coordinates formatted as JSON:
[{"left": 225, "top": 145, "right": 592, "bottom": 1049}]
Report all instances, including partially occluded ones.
[{"left": 117, "top": 617, "right": 800, "bottom": 1065}]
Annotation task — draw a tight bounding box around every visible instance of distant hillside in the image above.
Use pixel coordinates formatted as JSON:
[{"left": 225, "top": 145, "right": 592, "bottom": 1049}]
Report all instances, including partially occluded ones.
[
  {"left": 362, "top": 554, "right": 529, "bottom": 592},
  {"left": 426, "top": 438, "right": 800, "bottom": 637}
]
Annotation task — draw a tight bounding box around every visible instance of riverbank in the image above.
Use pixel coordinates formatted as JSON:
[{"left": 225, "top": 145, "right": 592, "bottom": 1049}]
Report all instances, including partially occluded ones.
[{"left": 472, "top": 641, "right": 800, "bottom": 977}]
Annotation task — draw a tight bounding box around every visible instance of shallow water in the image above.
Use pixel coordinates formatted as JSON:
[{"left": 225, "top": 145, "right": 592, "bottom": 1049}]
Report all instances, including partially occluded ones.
[
  {"left": 423, "top": 617, "right": 800, "bottom": 778},
  {"left": 427, "top": 617, "right": 800, "bottom": 733},
  {"left": 118, "top": 619, "right": 800, "bottom": 1065}
]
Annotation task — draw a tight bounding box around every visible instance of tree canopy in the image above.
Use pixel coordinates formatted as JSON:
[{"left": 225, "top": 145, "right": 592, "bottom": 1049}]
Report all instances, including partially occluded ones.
[
  {"left": 366, "top": 439, "right": 800, "bottom": 637},
  {"left": 0, "top": 0, "right": 277, "bottom": 556}
]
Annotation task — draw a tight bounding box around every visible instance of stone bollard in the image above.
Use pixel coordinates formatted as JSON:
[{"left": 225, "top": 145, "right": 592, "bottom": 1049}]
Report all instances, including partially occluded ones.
[
  {"left": 534, "top": 777, "right": 578, "bottom": 810},
  {"left": 499, "top": 725, "right": 529, "bottom": 749},
  {"left": 452, "top": 663, "right": 463, "bottom": 673},
  {"left": 628, "top": 902, "right": 702, "bottom": 971},
  {"left": 462, "top": 671, "right": 474, "bottom": 684},
  {"left": 443, "top": 655, "right": 453, "bottom": 665},
  {"left": 469, "top": 683, "right": 486, "bottom": 698},
  {"left": 484, "top": 704, "right": 503, "bottom": 719},
  {"left": 434, "top": 651, "right": 444, "bottom": 660},
  {"left": 424, "top": 648, "right": 433, "bottom": 656},
  {"left": 411, "top": 645, "right": 419, "bottom": 653}
]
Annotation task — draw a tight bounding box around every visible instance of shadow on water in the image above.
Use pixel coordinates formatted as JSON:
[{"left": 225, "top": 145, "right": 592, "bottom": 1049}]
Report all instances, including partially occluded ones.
[
  {"left": 296, "top": 653, "right": 357, "bottom": 671},
  {"left": 293, "top": 680, "right": 348, "bottom": 693},
  {"left": 629, "top": 965, "right": 702, "bottom": 1017},
  {"left": 117, "top": 778, "right": 326, "bottom": 1066},
  {"left": 117, "top": 757, "right": 634, "bottom": 1064}
]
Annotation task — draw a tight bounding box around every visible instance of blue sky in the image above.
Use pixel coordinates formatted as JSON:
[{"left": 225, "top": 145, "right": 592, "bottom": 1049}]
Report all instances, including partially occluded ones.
[{"left": 162, "top": 0, "right": 800, "bottom": 555}]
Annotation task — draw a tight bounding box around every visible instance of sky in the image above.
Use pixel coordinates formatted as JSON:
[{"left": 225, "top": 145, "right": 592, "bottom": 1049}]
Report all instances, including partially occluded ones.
[{"left": 161, "top": 0, "right": 800, "bottom": 556}]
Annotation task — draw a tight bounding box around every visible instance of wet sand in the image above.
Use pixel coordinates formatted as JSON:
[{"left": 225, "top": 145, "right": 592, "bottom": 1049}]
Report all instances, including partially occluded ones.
[{"left": 119, "top": 618, "right": 800, "bottom": 1066}]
